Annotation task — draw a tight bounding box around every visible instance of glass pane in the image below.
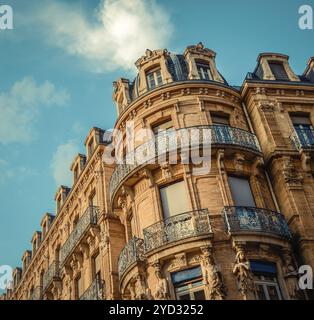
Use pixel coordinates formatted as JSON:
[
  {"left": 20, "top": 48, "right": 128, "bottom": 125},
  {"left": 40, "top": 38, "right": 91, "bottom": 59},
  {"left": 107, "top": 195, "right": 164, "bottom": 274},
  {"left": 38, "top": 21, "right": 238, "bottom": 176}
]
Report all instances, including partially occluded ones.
[
  {"left": 156, "top": 70, "right": 163, "bottom": 85},
  {"left": 178, "top": 293, "right": 191, "bottom": 300},
  {"left": 160, "top": 181, "right": 189, "bottom": 219},
  {"left": 228, "top": 176, "right": 256, "bottom": 207},
  {"left": 269, "top": 62, "right": 289, "bottom": 80},
  {"left": 194, "top": 290, "right": 206, "bottom": 300},
  {"left": 256, "top": 284, "right": 267, "bottom": 300},
  {"left": 267, "top": 285, "right": 280, "bottom": 300}
]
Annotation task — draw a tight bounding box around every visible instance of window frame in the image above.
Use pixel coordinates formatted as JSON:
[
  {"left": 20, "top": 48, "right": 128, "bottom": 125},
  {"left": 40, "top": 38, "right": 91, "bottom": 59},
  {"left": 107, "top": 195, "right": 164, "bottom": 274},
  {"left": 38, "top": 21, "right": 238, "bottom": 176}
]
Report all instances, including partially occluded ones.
[{"left": 146, "top": 67, "right": 163, "bottom": 90}]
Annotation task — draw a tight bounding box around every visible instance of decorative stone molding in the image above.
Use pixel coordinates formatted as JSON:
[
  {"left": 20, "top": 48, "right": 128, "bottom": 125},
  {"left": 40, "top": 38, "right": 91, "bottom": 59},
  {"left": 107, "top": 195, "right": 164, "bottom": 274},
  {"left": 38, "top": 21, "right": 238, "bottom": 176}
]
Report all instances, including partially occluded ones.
[
  {"left": 234, "top": 153, "right": 245, "bottom": 172},
  {"left": 282, "top": 158, "right": 303, "bottom": 188},
  {"left": 133, "top": 273, "right": 152, "bottom": 300},
  {"left": 257, "top": 101, "right": 276, "bottom": 113},
  {"left": 168, "top": 253, "right": 187, "bottom": 271},
  {"left": 301, "top": 152, "right": 311, "bottom": 172},
  {"left": 160, "top": 162, "right": 173, "bottom": 181}
]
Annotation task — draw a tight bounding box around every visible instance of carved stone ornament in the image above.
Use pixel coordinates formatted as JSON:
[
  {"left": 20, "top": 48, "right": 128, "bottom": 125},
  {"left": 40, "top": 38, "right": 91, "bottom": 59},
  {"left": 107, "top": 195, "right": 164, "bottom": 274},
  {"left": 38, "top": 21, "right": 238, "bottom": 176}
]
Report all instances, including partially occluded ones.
[
  {"left": 282, "top": 158, "right": 303, "bottom": 188},
  {"left": 200, "top": 246, "right": 226, "bottom": 300},
  {"left": 152, "top": 262, "right": 170, "bottom": 300},
  {"left": 168, "top": 253, "right": 187, "bottom": 271},
  {"left": 232, "top": 244, "right": 254, "bottom": 300},
  {"left": 133, "top": 274, "right": 152, "bottom": 300}
]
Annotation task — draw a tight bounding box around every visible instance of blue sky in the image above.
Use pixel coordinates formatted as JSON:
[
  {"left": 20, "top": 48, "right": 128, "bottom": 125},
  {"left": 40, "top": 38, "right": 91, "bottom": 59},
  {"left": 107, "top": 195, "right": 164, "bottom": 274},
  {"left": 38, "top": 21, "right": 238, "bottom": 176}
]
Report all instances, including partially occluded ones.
[{"left": 0, "top": 0, "right": 313, "bottom": 275}]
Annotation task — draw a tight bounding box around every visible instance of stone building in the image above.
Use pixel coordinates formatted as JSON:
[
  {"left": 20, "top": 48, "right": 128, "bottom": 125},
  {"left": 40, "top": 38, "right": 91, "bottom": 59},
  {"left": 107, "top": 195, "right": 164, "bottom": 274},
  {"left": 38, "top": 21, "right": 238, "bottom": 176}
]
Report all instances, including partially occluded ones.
[{"left": 3, "top": 43, "right": 314, "bottom": 300}]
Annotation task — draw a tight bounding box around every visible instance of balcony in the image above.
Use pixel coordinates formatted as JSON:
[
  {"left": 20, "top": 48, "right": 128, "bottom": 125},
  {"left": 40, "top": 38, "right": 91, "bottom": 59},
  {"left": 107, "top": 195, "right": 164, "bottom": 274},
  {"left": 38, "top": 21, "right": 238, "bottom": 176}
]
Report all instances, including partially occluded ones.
[
  {"left": 30, "top": 286, "right": 43, "bottom": 300},
  {"left": 43, "top": 261, "right": 60, "bottom": 293},
  {"left": 222, "top": 206, "right": 291, "bottom": 239},
  {"left": 118, "top": 237, "right": 145, "bottom": 278},
  {"left": 143, "top": 209, "right": 212, "bottom": 253},
  {"left": 290, "top": 127, "right": 314, "bottom": 151},
  {"left": 79, "top": 279, "right": 105, "bottom": 300},
  {"left": 60, "top": 206, "right": 100, "bottom": 266},
  {"left": 109, "top": 125, "right": 261, "bottom": 201}
]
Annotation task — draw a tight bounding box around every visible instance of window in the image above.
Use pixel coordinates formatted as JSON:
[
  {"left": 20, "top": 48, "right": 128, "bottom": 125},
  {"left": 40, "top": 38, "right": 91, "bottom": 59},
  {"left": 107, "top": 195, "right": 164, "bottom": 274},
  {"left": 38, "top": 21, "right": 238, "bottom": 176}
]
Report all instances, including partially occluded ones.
[
  {"left": 89, "top": 191, "right": 97, "bottom": 207},
  {"left": 146, "top": 68, "right": 163, "bottom": 90},
  {"left": 251, "top": 261, "right": 282, "bottom": 300},
  {"left": 228, "top": 176, "right": 256, "bottom": 207},
  {"left": 160, "top": 181, "right": 189, "bottom": 219},
  {"left": 172, "top": 266, "right": 206, "bottom": 300},
  {"left": 268, "top": 61, "right": 289, "bottom": 81},
  {"left": 88, "top": 139, "right": 94, "bottom": 157},
  {"left": 196, "top": 62, "right": 212, "bottom": 80},
  {"left": 291, "top": 115, "right": 314, "bottom": 147},
  {"left": 75, "top": 275, "right": 83, "bottom": 299},
  {"left": 152, "top": 119, "right": 173, "bottom": 134},
  {"left": 211, "top": 113, "right": 230, "bottom": 125},
  {"left": 93, "top": 253, "right": 102, "bottom": 292},
  {"left": 73, "top": 165, "right": 79, "bottom": 182},
  {"left": 56, "top": 197, "right": 61, "bottom": 213}
]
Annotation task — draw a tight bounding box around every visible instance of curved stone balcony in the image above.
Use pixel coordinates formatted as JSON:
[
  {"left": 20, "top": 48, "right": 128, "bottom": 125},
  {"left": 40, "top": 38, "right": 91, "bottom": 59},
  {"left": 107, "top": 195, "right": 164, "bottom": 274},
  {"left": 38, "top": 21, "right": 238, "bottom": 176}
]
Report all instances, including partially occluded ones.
[
  {"left": 143, "top": 209, "right": 212, "bottom": 253},
  {"left": 59, "top": 206, "right": 100, "bottom": 266},
  {"left": 42, "top": 261, "right": 60, "bottom": 293},
  {"left": 118, "top": 237, "right": 145, "bottom": 279},
  {"left": 222, "top": 206, "right": 291, "bottom": 239},
  {"left": 109, "top": 125, "right": 261, "bottom": 201},
  {"left": 290, "top": 127, "right": 314, "bottom": 151}
]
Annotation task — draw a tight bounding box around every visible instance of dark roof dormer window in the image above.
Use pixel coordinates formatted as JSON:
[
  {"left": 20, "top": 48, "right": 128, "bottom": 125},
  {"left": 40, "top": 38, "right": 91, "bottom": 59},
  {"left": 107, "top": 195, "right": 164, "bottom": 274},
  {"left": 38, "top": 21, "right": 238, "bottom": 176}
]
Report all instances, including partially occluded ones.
[
  {"left": 146, "top": 68, "right": 163, "bottom": 90},
  {"left": 268, "top": 61, "right": 289, "bottom": 81},
  {"left": 196, "top": 62, "right": 212, "bottom": 80}
]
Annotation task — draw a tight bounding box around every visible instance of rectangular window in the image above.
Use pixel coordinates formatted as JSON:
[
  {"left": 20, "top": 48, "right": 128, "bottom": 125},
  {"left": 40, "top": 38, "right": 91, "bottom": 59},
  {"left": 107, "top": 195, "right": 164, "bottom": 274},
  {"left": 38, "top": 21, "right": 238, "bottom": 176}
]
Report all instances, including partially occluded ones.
[
  {"left": 73, "top": 165, "right": 79, "bottom": 182},
  {"left": 251, "top": 261, "right": 282, "bottom": 300},
  {"left": 171, "top": 266, "right": 206, "bottom": 300},
  {"left": 76, "top": 276, "right": 83, "bottom": 299},
  {"left": 228, "top": 176, "right": 255, "bottom": 207},
  {"left": 211, "top": 114, "right": 230, "bottom": 125},
  {"left": 146, "top": 68, "right": 163, "bottom": 90},
  {"left": 196, "top": 62, "right": 212, "bottom": 80},
  {"left": 268, "top": 61, "right": 289, "bottom": 81},
  {"left": 89, "top": 191, "right": 97, "bottom": 207},
  {"left": 152, "top": 119, "right": 173, "bottom": 134},
  {"left": 160, "top": 181, "right": 189, "bottom": 219},
  {"left": 88, "top": 139, "right": 94, "bottom": 157},
  {"left": 291, "top": 115, "right": 314, "bottom": 147}
]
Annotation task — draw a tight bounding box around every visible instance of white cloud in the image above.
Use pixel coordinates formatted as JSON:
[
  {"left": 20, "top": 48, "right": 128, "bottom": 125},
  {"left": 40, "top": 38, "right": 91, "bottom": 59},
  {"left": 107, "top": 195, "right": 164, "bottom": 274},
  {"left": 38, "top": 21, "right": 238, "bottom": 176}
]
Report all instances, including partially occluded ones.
[
  {"left": 0, "top": 77, "right": 70, "bottom": 144},
  {"left": 50, "top": 140, "right": 79, "bottom": 186},
  {"left": 36, "top": 0, "right": 173, "bottom": 72}
]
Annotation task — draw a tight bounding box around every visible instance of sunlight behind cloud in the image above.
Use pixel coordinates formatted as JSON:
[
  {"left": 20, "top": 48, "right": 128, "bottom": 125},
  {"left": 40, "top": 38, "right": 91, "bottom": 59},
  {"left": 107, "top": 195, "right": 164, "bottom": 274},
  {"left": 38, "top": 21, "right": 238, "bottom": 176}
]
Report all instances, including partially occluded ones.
[{"left": 36, "top": 0, "right": 173, "bottom": 73}]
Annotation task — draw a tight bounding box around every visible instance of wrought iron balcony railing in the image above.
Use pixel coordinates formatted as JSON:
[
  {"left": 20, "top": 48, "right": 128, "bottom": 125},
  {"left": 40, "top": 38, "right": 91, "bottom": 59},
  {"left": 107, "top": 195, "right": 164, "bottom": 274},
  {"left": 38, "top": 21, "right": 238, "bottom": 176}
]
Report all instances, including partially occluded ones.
[
  {"left": 143, "top": 209, "right": 212, "bottom": 253},
  {"left": 222, "top": 206, "right": 291, "bottom": 239},
  {"left": 60, "top": 206, "right": 100, "bottom": 266},
  {"left": 29, "top": 286, "right": 43, "bottom": 300},
  {"left": 43, "top": 261, "right": 60, "bottom": 292},
  {"left": 109, "top": 125, "right": 261, "bottom": 200},
  {"left": 290, "top": 127, "right": 314, "bottom": 150},
  {"left": 118, "top": 237, "right": 145, "bottom": 278},
  {"left": 79, "top": 279, "right": 105, "bottom": 300}
]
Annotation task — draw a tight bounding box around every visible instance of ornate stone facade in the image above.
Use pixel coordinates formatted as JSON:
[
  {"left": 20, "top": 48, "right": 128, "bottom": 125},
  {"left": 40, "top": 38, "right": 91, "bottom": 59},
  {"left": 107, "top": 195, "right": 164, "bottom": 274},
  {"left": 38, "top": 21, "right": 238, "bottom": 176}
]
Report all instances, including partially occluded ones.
[{"left": 3, "top": 44, "right": 314, "bottom": 301}]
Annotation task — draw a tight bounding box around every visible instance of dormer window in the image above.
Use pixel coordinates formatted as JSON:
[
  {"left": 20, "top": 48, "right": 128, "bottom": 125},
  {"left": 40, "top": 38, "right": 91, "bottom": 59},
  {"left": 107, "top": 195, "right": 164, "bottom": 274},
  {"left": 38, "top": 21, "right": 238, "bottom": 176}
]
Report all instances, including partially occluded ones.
[
  {"left": 73, "top": 165, "right": 79, "bottom": 182},
  {"left": 146, "top": 68, "right": 163, "bottom": 90},
  {"left": 196, "top": 62, "right": 212, "bottom": 80},
  {"left": 268, "top": 61, "right": 289, "bottom": 81},
  {"left": 88, "top": 139, "right": 94, "bottom": 158},
  {"left": 57, "top": 196, "right": 61, "bottom": 213}
]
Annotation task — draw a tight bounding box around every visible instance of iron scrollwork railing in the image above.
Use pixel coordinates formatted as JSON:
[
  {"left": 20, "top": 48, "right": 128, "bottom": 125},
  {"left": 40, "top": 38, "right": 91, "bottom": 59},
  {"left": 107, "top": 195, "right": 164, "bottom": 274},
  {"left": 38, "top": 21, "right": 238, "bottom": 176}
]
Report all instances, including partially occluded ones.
[
  {"left": 109, "top": 125, "right": 261, "bottom": 200},
  {"left": 118, "top": 237, "right": 145, "bottom": 278},
  {"left": 290, "top": 127, "right": 314, "bottom": 150},
  {"left": 222, "top": 206, "right": 291, "bottom": 239},
  {"left": 60, "top": 206, "right": 100, "bottom": 266},
  {"left": 42, "top": 261, "right": 60, "bottom": 292},
  {"left": 79, "top": 279, "right": 105, "bottom": 300},
  {"left": 143, "top": 209, "right": 212, "bottom": 253},
  {"left": 29, "top": 286, "right": 43, "bottom": 300}
]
